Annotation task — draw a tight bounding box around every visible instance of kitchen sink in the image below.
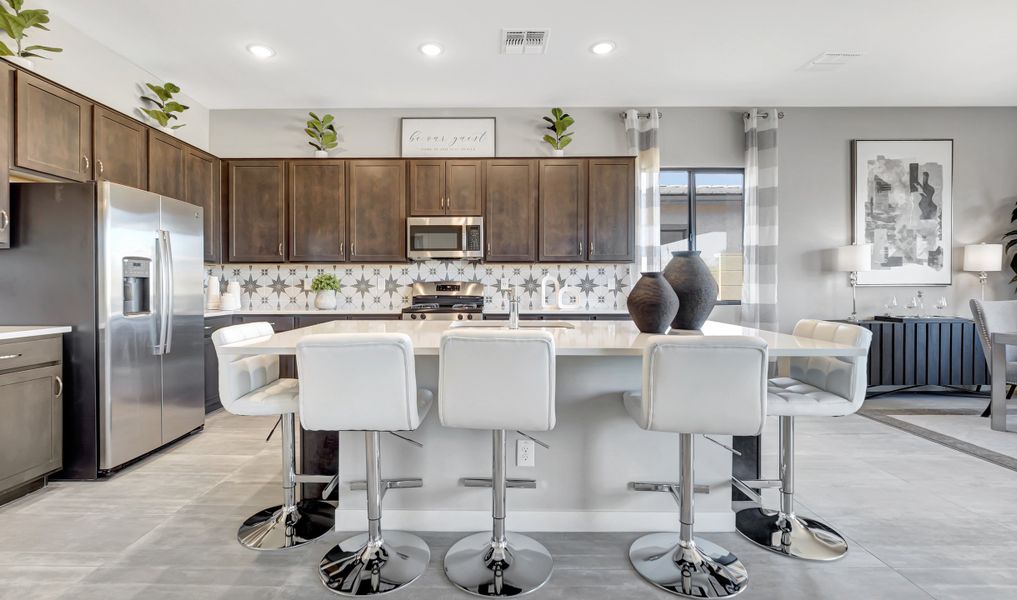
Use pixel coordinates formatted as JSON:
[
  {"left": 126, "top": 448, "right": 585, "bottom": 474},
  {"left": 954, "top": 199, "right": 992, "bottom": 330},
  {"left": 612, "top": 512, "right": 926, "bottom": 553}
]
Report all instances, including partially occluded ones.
[{"left": 448, "top": 321, "right": 576, "bottom": 329}]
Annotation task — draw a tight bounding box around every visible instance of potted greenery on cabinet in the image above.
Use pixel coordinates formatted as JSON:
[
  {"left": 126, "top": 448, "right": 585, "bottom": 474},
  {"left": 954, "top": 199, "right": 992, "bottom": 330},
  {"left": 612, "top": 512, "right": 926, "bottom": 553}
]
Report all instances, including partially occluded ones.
[
  {"left": 0, "top": 1, "right": 62, "bottom": 71},
  {"left": 306, "top": 112, "right": 341, "bottom": 157},
  {"left": 542, "top": 107, "right": 575, "bottom": 157},
  {"left": 140, "top": 82, "right": 189, "bottom": 133},
  {"left": 311, "top": 273, "right": 340, "bottom": 309}
]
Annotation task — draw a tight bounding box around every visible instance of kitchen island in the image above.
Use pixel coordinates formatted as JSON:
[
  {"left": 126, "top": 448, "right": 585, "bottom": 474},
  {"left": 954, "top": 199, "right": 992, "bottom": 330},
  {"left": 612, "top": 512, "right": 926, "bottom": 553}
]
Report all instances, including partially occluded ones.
[{"left": 217, "top": 319, "right": 864, "bottom": 533}]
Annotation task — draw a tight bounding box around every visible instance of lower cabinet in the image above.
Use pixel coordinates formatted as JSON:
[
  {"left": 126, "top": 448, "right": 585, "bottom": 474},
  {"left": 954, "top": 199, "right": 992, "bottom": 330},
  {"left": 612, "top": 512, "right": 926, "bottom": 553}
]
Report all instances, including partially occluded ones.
[
  {"left": 0, "top": 335, "right": 62, "bottom": 504},
  {"left": 203, "top": 315, "right": 234, "bottom": 414}
]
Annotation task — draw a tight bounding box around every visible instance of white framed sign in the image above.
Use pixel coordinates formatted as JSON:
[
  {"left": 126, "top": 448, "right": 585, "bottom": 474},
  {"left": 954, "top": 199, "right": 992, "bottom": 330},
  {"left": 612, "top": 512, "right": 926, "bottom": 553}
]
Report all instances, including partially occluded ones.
[
  {"left": 400, "top": 117, "right": 496, "bottom": 157},
  {"left": 852, "top": 139, "right": 954, "bottom": 286}
]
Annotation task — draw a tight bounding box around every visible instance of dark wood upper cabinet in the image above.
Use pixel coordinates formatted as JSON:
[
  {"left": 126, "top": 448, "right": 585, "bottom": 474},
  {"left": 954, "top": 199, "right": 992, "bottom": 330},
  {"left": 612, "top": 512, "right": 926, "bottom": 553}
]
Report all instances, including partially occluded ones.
[
  {"left": 445, "top": 160, "right": 483, "bottom": 215},
  {"left": 485, "top": 160, "right": 537, "bottom": 262},
  {"left": 587, "top": 158, "right": 635, "bottom": 262},
  {"left": 93, "top": 106, "right": 147, "bottom": 189},
  {"left": 227, "top": 160, "right": 287, "bottom": 262},
  {"left": 409, "top": 159, "right": 482, "bottom": 216},
  {"left": 289, "top": 160, "right": 346, "bottom": 263},
  {"left": 0, "top": 64, "right": 11, "bottom": 249},
  {"left": 409, "top": 160, "right": 444, "bottom": 216},
  {"left": 14, "top": 71, "right": 92, "bottom": 182},
  {"left": 538, "top": 159, "right": 587, "bottom": 262},
  {"left": 147, "top": 130, "right": 185, "bottom": 201},
  {"left": 184, "top": 148, "right": 221, "bottom": 263},
  {"left": 348, "top": 160, "right": 406, "bottom": 262}
]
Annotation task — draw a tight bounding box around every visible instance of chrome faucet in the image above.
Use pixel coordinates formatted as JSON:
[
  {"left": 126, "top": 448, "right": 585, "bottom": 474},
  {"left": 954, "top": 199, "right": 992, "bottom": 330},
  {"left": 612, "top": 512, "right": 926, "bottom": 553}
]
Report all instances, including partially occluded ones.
[{"left": 507, "top": 287, "right": 520, "bottom": 330}]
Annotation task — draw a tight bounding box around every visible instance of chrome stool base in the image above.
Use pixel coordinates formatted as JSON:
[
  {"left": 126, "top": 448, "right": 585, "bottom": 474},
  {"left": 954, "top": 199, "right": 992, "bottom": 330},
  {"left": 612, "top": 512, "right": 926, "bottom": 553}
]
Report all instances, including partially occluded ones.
[
  {"left": 629, "top": 533, "right": 748, "bottom": 599},
  {"left": 444, "top": 531, "right": 553, "bottom": 597},
  {"left": 236, "top": 499, "right": 335, "bottom": 551},
  {"left": 319, "top": 531, "right": 430, "bottom": 596},
  {"left": 735, "top": 507, "right": 848, "bottom": 561}
]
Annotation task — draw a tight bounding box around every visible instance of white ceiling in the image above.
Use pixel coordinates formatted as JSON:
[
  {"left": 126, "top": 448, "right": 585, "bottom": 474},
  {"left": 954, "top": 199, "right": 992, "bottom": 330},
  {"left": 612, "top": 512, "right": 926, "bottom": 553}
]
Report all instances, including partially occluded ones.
[{"left": 42, "top": 0, "right": 1017, "bottom": 109}]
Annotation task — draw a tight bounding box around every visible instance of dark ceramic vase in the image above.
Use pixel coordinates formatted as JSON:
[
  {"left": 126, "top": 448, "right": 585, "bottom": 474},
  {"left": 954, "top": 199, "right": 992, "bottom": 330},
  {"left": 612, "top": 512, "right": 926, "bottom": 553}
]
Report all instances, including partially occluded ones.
[
  {"left": 662, "top": 251, "right": 719, "bottom": 330},
  {"left": 626, "top": 272, "right": 680, "bottom": 333}
]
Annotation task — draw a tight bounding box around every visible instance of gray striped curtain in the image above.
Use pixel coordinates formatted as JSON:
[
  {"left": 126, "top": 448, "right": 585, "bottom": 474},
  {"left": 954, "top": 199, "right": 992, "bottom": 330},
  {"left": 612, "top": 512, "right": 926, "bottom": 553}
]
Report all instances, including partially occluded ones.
[
  {"left": 624, "top": 109, "right": 661, "bottom": 272},
  {"left": 741, "top": 109, "right": 779, "bottom": 331}
]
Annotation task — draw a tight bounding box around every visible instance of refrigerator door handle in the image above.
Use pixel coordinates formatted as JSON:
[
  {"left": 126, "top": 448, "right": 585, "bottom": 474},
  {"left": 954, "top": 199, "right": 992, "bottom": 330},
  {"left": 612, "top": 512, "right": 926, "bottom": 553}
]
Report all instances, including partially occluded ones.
[
  {"left": 155, "top": 230, "right": 170, "bottom": 355},
  {"left": 163, "top": 230, "right": 175, "bottom": 354}
]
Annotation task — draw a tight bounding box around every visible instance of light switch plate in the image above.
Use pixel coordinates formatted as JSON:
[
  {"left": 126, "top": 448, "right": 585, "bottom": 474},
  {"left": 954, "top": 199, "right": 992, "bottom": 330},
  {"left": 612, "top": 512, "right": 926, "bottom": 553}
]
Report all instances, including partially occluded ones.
[{"left": 304, "top": 278, "right": 313, "bottom": 290}]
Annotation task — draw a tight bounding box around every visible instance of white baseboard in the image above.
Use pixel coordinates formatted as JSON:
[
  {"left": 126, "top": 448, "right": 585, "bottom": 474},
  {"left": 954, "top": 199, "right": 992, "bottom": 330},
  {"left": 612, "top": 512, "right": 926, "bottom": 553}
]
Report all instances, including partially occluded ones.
[{"left": 334, "top": 509, "right": 735, "bottom": 533}]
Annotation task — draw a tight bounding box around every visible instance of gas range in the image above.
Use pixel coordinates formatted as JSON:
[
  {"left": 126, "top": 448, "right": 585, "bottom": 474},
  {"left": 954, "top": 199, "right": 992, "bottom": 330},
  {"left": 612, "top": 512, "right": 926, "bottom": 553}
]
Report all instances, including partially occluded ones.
[{"left": 401, "top": 281, "right": 485, "bottom": 322}]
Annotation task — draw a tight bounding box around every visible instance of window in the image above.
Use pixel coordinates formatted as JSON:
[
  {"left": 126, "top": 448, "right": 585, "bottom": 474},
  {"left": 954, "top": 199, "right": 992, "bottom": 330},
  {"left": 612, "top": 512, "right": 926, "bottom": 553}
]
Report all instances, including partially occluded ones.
[{"left": 660, "top": 168, "right": 744, "bottom": 304}]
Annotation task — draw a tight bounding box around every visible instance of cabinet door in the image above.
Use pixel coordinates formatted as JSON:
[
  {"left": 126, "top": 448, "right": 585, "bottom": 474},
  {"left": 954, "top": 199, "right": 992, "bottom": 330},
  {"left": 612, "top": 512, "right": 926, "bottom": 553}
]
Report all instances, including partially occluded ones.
[
  {"left": 0, "top": 364, "right": 63, "bottom": 491},
  {"left": 348, "top": 160, "right": 407, "bottom": 262},
  {"left": 538, "top": 159, "right": 587, "bottom": 261},
  {"left": 485, "top": 160, "right": 537, "bottom": 261},
  {"left": 0, "top": 64, "right": 10, "bottom": 249},
  {"left": 227, "top": 160, "right": 287, "bottom": 262},
  {"left": 408, "top": 160, "right": 445, "bottom": 216},
  {"left": 147, "top": 130, "right": 185, "bottom": 201},
  {"left": 14, "top": 71, "right": 92, "bottom": 181},
  {"left": 289, "top": 160, "right": 345, "bottom": 263},
  {"left": 588, "top": 158, "right": 635, "bottom": 262},
  {"left": 93, "top": 106, "right": 147, "bottom": 189},
  {"left": 184, "top": 148, "right": 221, "bottom": 263},
  {"left": 203, "top": 337, "right": 220, "bottom": 413},
  {"left": 446, "top": 159, "right": 483, "bottom": 215}
]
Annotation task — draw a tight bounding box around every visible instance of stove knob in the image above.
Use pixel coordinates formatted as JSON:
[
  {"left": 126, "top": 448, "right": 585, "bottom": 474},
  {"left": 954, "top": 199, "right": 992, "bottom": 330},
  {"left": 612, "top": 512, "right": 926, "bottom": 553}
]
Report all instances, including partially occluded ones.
[
  {"left": 457, "top": 314, "right": 464, "bottom": 320},
  {"left": 410, "top": 314, "right": 417, "bottom": 320},
  {"left": 467, "top": 314, "right": 474, "bottom": 320},
  {"left": 420, "top": 314, "right": 427, "bottom": 320}
]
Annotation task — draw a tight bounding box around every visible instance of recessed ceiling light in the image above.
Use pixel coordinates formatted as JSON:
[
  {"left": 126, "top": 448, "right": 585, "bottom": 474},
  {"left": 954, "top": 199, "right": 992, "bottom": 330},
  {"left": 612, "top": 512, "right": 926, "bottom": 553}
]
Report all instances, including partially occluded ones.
[
  {"left": 246, "top": 44, "right": 275, "bottom": 59},
  {"left": 419, "top": 42, "right": 444, "bottom": 57},
  {"left": 591, "top": 41, "right": 616, "bottom": 55}
]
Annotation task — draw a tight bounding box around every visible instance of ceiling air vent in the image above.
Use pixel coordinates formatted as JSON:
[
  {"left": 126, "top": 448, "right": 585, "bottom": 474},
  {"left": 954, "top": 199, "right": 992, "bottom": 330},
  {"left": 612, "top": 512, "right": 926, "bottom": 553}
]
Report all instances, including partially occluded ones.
[
  {"left": 800, "top": 51, "right": 864, "bottom": 71},
  {"left": 502, "top": 29, "right": 549, "bottom": 54}
]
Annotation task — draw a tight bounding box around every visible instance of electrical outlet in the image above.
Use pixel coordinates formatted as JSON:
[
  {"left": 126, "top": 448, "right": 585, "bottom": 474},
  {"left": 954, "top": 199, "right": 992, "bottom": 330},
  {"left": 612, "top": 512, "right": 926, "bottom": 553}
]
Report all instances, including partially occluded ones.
[
  {"left": 516, "top": 439, "right": 535, "bottom": 467},
  {"left": 607, "top": 278, "right": 616, "bottom": 291},
  {"left": 501, "top": 278, "right": 510, "bottom": 291},
  {"left": 304, "top": 278, "right": 313, "bottom": 290}
]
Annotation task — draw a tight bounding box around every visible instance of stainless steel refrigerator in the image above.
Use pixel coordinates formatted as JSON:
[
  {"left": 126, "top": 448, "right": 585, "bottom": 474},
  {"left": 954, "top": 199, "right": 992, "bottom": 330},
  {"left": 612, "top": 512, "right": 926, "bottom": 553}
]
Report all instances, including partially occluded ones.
[{"left": 1, "top": 181, "right": 205, "bottom": 478}]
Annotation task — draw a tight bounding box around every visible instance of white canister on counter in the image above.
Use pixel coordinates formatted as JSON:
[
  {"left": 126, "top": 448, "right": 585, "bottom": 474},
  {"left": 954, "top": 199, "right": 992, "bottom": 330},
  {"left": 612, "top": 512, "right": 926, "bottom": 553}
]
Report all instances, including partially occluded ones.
[{"left": 206, "top": 276, "right": 221, "bottom": 309}]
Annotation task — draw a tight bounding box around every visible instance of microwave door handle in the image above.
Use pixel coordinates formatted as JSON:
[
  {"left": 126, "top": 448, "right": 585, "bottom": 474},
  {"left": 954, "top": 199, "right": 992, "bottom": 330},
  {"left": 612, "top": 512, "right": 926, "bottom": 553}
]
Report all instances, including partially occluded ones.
[{"left": 163, "top": 230, "right": 175, "bottom": 354}]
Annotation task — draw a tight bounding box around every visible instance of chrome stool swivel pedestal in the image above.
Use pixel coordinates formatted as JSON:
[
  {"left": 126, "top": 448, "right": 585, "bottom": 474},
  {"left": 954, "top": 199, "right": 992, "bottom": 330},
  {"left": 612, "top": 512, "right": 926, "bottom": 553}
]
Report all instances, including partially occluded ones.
[
  {"left": 439, "top": 329, "right": 557, "bottom": 597},
  {"left": 734, "top": 320, "right": 872, "bottom": 562},
  {"left": 624, "top": 335, "right": 770, "bottom": 598},
  {"left": 212, "top": 323, "right": 335, "bottom": 551},
  {"left": 297, "top": 332, "right": 433, "bottom": 596}
]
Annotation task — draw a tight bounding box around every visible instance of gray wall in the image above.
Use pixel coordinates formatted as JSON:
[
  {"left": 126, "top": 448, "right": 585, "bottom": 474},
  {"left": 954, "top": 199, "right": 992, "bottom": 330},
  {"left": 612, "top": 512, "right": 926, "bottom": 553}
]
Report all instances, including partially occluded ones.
[{"left": 210, "top": 106, "right": 1017, "bottom": 331}]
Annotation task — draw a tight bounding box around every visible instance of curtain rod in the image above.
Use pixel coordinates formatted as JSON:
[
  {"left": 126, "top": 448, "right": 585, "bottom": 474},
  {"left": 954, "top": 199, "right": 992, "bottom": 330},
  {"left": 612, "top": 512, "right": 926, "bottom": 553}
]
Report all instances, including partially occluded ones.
[
  {"left": 743, "top": 111, "right": 785, "bottom": 119},
  {"left": 618, "top": 111, "right": 663, "bottom": 120}
]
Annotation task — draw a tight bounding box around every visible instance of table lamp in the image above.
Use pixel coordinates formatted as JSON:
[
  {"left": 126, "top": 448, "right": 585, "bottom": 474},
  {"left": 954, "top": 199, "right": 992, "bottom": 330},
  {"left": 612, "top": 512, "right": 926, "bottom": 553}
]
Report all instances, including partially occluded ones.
[
  {"left": 836, "top": 244, "right": 872, "bottom": 322},
  {"left": 963, "top": 243, "right": 1002, "bottom": 300}
]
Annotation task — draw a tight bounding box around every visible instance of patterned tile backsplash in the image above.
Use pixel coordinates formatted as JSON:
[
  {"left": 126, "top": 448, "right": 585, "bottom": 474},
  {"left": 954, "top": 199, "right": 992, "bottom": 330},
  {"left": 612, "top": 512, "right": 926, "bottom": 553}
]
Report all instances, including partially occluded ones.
[{"left": 206, "top": 262, "right": 636, "bottom": 312}]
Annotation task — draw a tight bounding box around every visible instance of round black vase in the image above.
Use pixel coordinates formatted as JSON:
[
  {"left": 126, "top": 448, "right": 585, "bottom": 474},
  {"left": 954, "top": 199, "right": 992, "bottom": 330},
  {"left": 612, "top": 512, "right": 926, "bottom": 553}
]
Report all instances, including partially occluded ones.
[
  {"left": 662, "top": 251, "right": 720, "bottom": 330},
  {"left": 626, "top": 272, "right": 680, "bottom": 334}
]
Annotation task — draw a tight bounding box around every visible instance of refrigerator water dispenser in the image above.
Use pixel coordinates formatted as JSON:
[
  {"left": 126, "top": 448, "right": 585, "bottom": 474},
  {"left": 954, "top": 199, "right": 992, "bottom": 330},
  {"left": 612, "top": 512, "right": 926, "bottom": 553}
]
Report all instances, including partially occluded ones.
[{"left": 122, "top": 258, "right": 151, "bottom": 315}]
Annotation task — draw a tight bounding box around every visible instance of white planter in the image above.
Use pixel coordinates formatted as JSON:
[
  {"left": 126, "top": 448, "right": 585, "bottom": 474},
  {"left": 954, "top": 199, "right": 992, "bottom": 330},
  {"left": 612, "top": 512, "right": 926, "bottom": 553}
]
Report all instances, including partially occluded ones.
[
  {"left": 552, "top": 148, "right": 565, "bottom": 157},
  {"left": 314, "top": 150, "right": 329, "bottom": 159},
  {"left": 4, "top": 55, "right": 33, "bottom": 71},
  {"left": 314, "top": 290, "right": 338, "bottom": 310}
]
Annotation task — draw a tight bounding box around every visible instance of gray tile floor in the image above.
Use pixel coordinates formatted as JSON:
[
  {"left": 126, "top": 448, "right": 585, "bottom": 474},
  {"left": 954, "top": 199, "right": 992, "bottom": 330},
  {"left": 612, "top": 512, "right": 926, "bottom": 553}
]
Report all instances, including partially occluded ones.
[{"left": 2, "top": 394, "right": 1016, "bottom": 599}]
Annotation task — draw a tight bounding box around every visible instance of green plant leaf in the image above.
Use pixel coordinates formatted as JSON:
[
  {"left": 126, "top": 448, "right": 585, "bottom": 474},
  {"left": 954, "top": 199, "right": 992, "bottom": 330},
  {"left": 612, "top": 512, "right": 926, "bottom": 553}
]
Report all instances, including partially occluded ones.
[
  {"left": 22, "top": 44, "right": 60, "bottom": 53},
  {"left": 325, "top": 124, "right": 337, "bottom": 134},
  {"left": 305, "top": 127, "right": 321, "bottom": 140},
  {"left": 140, "top": 95, "right": 165, "bottom": 109},
  {"left": 0, "top": 13, "right": 25, "bottom": 40},
  {"left": 324, "top": 140, "right": 338, "bottom": 150},
  {"left": 8, "top": 0, "right": 24, "bottom": 11},
  {"left": 560, "top": 136, "right": 573, "bottom": 148},
  {"left": 146, "top": 83, "right": 171, "bottom": 102},
  {"left": 141, "top": 108, "right": 170, "bottom": 127},
  {"left": 542, "top": 134, "right": 559, "bottom": 149},
  {"left": 163, "top": 100, "right": 188, "bottom": 113},
  {"left": 18, "top": 9, "right": 49, "bottom": 30},
  {"left": 322, "top": 114, "right": 334, "bottom": 125},
  {"left": 171, "top": 124, "right": 186, "bottom": 129},
  {"left": 309, "top": 141, "right": 322, "bottom": 150},
  {"left": 551, "top": 107, "right": 563, "bottom": 118},
  {"left": 554, "top": 122, "right": 567, "bottom": 135},
  {"left": 163, "top": 82, "right": 180, "bottom": 94},
  {"left": 308, "top": 111, "right": 320, "bottom": 122},
  {"left": 0, "top": 40, "right": 12, "bottom": 55},
  {"left": 561, "top": 116, "right": 574, "bottom": 128},
  {"left": 559, "top": 132, "right": 574, "bottom": 139}
]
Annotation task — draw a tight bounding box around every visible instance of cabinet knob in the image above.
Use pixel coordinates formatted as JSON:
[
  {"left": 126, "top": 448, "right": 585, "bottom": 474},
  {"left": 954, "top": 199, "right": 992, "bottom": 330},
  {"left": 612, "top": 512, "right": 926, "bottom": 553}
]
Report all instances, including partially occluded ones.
[
  {"left": 0, "top": 209, "right": 8, "bottom": 232},
  {"left": 578, "top": 241, "right": 583, "bottom": 257},
  {"left": 55, "top": 376, "right": 63, "bottom": 398},
  {"left": 97, "top": 159, "right": 104, "bottom": 176},
  {"left": 340, "top": 241, "right": 345, "bottom": 256},
  {"left": 82, "top": 155, "right": 90, "bottom": 171},
  {"left": 278, "top": 242, "right": 283, "bottom": 256}
]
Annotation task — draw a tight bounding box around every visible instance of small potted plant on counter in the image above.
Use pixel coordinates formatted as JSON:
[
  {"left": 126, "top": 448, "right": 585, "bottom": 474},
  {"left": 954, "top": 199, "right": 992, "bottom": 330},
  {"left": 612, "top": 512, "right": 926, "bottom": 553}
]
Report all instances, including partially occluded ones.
[
  {"left": 0, "top": 1, "right": 62, "bottom": 71},
  {"left": 306, "top": 112, "right": 341, "bottom": 157},
  {"left": 311, "top": 273, "right": 340, "bottom": 310},
  {"left": 140, "top": 82, "right": 189, "bottom": 133},
  {"left": 542, "top": 107, "right": 574, "bottom": 157}
]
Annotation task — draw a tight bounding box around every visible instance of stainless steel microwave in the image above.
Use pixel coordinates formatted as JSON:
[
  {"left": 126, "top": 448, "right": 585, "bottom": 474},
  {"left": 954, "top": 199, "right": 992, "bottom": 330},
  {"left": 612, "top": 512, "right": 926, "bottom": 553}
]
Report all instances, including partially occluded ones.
[{"left": 406, "top": 216, "right": 484, "bottom": 261}]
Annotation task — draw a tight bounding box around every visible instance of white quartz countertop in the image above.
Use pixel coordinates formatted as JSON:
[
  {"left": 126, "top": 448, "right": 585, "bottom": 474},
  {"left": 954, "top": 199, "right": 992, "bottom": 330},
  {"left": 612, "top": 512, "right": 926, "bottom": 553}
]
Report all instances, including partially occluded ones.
[
  {"left": 217, "top": 319, "right": 866, "bottom": 358},
  {"left": 204, "top": 307, "right": 629, "bottom": 318},
  {"left": 0, "top": 325, "right": 72, "bottom": 341}
]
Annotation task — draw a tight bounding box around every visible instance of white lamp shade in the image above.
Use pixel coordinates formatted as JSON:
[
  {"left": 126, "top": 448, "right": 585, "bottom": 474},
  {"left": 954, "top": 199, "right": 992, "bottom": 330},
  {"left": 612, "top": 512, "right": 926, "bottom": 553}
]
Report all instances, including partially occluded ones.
[
  {"left": 963, "top": 243, "right": 1002, "bottom": 272},
  {"left": 835, "top": 244, "right": 872, "bottom": 272}
]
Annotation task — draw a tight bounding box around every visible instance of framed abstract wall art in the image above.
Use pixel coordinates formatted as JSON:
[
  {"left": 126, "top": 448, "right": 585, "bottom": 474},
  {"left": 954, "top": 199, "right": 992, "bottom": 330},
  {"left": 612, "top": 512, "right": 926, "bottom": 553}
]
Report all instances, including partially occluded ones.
[{"left": 852, "top": 139, "right": 953, "bottom": 286}]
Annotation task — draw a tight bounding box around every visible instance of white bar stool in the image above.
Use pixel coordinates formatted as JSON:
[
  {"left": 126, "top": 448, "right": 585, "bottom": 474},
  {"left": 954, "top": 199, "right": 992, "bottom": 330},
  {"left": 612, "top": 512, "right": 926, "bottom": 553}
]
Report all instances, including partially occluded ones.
[
  {"left": 211, "top": 322, "right": 335, "bottom": 550},
  {"left": 438, "top": 329, "right": 556, "bottom": 598},
  {"left": 735, "top": 319, "right": 871, "bottom": 561},
  {"left": 625, "top": 335, "right": 768, "bottom": 599},
  {"left": 297, "top": 333, "right": 433, "bottom": 596}
]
